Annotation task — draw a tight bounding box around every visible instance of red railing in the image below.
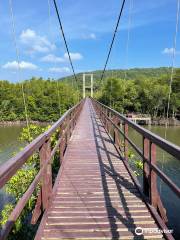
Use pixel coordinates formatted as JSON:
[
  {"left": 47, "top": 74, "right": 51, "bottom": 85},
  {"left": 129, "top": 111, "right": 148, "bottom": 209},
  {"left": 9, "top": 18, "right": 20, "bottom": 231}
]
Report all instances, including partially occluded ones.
[
  {"left": 91, "top": 98, "right": 180, "bottom": 240},
  {"left": 0, "top": 99, "right": 84, "bottom": 240}
]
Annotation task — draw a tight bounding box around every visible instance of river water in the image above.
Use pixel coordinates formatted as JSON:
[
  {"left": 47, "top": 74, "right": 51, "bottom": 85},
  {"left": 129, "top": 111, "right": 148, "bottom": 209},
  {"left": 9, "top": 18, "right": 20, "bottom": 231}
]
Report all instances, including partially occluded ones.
[
  {"left": 0, "top": 125, "right": 179, "bottom": 238},
  {"left": 0, "top": 126, "right": 24, "bottom": 165}
]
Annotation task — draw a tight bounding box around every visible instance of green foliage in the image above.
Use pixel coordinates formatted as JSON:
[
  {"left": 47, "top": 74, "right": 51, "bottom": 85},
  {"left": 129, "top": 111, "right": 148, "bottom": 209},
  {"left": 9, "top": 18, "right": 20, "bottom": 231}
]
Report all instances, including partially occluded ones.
[
  {"left": 0, "top": 124, "right": 61, "bottom": 239},
  {"left": 97, "top": 68, "right": 180, "bottom": 118},
  {"left": 61, "top": 67, "right": 173, "bottom": 85},
  {"left": 0, "top": 204, "right": 14, "bottom": 226},
  {"left": 100, "top": 78, "right": 139, "bottom": 113},
  {"left": 132, "top": 159, "right": 143, "bottom": 176},
  {"left": 128, "top": 149, "right": 143, "bottom": 176},
  {"left": 0, "top": 78, "right": 79, "bottom": 122},
  {"left": 0, "top": 68, "right": 179, "bottom": 121},
  {"left": 131, "top": 159, "right": 143, "bottom": 177},
  {"left": 5, "top": 168, "right": 38, "bottom": 202},
  {"left": 19, "top": 124, "right": 50, "bottom": 143},
  {"left": 135, "top": 159, "right": 143, "bottom": 170}
]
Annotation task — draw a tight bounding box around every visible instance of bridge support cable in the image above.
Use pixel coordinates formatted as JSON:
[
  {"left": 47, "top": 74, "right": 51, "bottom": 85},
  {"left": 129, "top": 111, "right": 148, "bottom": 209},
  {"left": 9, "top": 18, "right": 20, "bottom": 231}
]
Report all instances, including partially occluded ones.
[
  {"left": 166, "top": 0, "right": 180, "bottom": 122},
  {"left": 160, "top": 0, "right": 180, "bottom": 194},
  {"left": 109, "top": 0, "right": 133, "bottom": 94},
  {"left": 47, "top": 0, "right": 62, "bottom": 117},
  {"left": 52, "top": 0, "right": 79, "bottom": 90},
  {"left": 8, "top": 0, "right": 31, "bottom": 141},
  {"left": 108, "top": 0, "right": 133, "bottom": 111},
  {"left": 100, "top": 0, "right": 126, "bottom": 83},
  {"left": 124, "top": 0, "right": 133, "bottom": 80}
]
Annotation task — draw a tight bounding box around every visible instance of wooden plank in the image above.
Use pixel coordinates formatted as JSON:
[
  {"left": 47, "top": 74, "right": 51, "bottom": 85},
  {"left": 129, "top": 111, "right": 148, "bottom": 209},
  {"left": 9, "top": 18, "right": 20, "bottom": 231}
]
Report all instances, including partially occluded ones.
[
  {"left": 41, "top": 231, "right": 163, "bottom": 239},
  {"left": 45, "top": 216, "right": 154, "bottom": 224}
]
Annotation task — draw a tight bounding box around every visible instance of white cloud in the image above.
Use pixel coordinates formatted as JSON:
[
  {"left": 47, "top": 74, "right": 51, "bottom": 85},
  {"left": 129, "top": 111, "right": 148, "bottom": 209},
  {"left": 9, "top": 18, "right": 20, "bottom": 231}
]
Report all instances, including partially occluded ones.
[
  {"left": 82, "top": 33, "right": 96, "bottom": 40},
  {"left": 2, "top": 61, "right": 38, "bottom": 70},
  {"left": 20, "top": 29, "right": 36, "bottom": 42},
  {"left": 89, "top": 33, "right": 96, "bottom": 39},
  {"left": 32, "top": 45, "right": 50, "bottom": 53},
  {"left": 49, "top": 67, "right": 71, "bottom": 73},
  {"left": 162, "top": 47, "right": 180, "bottom": 55},
  {"left": 20, "top": 29, "right": 56, "bottom": 54},
  {"left": 40, "top": 54, "right": 65, "bottom": 63},
  {"left": 64, "top": 52, "right": 83, "bottom": 60},
  {"left": 41, "top": 52, "right": 83, "bottom": 63}
]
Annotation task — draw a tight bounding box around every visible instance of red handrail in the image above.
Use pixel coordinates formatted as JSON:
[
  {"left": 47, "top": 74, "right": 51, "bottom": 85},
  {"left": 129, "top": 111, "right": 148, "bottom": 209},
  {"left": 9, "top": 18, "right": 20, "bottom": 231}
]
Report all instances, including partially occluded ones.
[
  {"left": 0, "top": 99, "right": 84, "bottom": 240},
  {"left": 91, "top": 97, "right": 180, "bottom": 240}
]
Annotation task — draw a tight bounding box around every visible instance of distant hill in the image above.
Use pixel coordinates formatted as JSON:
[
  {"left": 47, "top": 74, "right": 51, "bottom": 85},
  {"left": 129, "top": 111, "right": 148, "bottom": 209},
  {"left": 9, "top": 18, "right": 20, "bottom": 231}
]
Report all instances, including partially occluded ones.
[{"left": 58, "top": 67, "right": 178, "bottom": 87}]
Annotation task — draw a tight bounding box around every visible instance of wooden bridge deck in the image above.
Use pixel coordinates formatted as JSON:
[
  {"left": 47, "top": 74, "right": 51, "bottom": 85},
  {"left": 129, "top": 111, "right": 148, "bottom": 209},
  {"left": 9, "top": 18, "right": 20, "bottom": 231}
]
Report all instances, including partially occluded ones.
[{"left": 35, "top": 99, "right": 163, "bottom": 240}]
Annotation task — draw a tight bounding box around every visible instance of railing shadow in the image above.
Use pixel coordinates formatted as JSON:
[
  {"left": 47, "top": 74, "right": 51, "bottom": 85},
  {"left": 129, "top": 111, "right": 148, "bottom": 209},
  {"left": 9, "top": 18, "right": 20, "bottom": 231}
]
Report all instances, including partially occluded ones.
[{"left": 90, "top": 104, "right": 145, "bottom": 239}]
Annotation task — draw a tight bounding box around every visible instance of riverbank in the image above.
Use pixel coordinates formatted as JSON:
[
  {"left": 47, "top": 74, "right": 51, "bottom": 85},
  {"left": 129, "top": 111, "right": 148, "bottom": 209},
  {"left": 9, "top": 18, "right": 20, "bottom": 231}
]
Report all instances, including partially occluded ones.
[
  {"left": 151, "top": 117, "right": 180, "bottom": 126},
  {"left": 0, "top": 121, "right": 52, "bottom": 126},
  {"left": 0, "top": 117, "right": 180, "bottom": 126}
]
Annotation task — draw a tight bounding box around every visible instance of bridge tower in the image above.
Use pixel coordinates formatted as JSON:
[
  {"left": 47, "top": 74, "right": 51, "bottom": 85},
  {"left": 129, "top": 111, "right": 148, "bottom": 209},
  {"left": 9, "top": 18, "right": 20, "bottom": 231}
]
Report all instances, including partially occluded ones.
[{"left": 83, "top": 73, "right": 93, "bottom": 98}]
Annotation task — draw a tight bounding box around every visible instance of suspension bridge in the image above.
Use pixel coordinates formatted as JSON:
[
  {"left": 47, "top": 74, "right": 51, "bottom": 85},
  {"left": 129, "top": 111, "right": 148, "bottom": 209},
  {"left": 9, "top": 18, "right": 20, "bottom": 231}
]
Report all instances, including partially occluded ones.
[
  {"left": 0, "top": 97, "right": 180, "bottom": 240},
  {"left": 0, "top": 0, "right": 180, "bottom": 239}
]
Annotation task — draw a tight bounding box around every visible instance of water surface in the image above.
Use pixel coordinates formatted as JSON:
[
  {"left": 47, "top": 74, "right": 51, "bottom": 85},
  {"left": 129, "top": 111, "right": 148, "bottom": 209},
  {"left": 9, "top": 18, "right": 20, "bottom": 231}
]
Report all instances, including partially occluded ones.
[
  {"left": 0, "top": 126, "right": 25, "bottom": 212},
  {"left": 0, "top": 125, "right": 24, "bottom": 165}
]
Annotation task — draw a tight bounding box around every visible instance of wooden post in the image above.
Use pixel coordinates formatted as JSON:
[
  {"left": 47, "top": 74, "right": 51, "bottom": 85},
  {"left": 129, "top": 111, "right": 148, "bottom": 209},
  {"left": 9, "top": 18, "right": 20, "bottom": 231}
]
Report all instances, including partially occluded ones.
[
  {"left": 40, "top": 139, "right": 52, "bottom": 210},
  {"left": 106, "top": 111, "right": 109, "bottom": 132},
  {"left": 149, "top": 142, "right": 167, "bottom": 221},
  {"left": 60, "top": 122, "right": 64, "bottom": 163},
  {"left": 150, "top": 142, "right": 158, "bottom": 208},
  {"left": 143, "top": 137, "right": 150, "bottom": 197},
  {"left": 31, "top": 191, "right": 42, "bottom": 224},
  {"left": 124, "top": 122, "right": 128, "bottom": 161},
  {"left": 99, "top": 107, "right": 102, "bottom": 120},
  {"left": 72, "top": 111, "right": 75, "bottom": 129},
  {"left": 103, "top": 107, "right": 105, "bottom": 124},
  {"left": 66, "top": 115, "right": 70, "bottom": 143},
  {"left": 106, "top": 108, "right": 108, "bottom": 118},
  {"left": 113, "top": 126, "right": 116, "bottom": 144},
  {"left": 69, "top": 113, "right": 72, "bottom": 140},
  {"left": 103, "top": 111, "right": 105, "bottom": 125},
  {"left": 114, "top": 118, "right": 120, "bottom": 147}
]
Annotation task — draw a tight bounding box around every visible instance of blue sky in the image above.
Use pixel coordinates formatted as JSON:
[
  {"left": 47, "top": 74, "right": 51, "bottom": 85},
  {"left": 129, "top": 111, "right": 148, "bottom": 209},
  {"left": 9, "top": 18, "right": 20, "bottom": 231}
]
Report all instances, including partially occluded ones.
[{"left": 0, "top": 0, "right": 179, "bottom": 82}]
